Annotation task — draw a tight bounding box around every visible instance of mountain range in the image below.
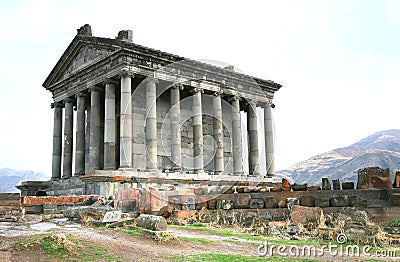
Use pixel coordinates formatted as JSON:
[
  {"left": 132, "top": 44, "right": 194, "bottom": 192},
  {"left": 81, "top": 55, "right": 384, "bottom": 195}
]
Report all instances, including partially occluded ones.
[
  {"left": 0, "top": 168, "right": 50, "bottom": 193},
  {"left": 277, "top": 129, "right": 400, "bottom": 186}
]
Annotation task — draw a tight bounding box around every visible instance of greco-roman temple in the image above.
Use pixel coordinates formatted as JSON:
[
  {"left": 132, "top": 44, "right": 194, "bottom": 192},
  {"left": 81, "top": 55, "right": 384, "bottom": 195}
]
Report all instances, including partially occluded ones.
[{"left": 18, "top": 24, "right": 282, "bottom": 197}]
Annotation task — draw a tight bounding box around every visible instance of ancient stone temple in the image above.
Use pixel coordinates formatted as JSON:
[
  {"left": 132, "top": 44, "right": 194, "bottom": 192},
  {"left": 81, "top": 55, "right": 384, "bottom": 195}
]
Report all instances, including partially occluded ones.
[{"left": 20, "top": 24, "right": 282, "bottom": 197}]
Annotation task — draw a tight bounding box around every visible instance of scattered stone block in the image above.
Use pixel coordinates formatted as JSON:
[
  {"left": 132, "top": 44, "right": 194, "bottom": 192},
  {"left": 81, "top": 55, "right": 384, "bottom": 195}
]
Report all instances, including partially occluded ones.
[
  {"left": 350, "top": 196, "right": 367, "bottom": 207},
  {"left": 322, "top": 178, "right": 331, "bottom": 190},
  {"left": 329, "top": 196, "right": 350, "bottom": 207},
  {"left": 286, "top": 224, "right": 300, "bottom": 235},
  {"left": 286, "top": 198, "right": 299, "bottom": 208},
  {"left": 194, "top": 187, "right": 206, "bottom": 195},
  {"left": 63, "top": 206, "right": 114, "bottom": 220},
  {"left": 136, "top": 214, "right": 167, "bottom": 231},
  {"left": 235, "top": 186, "right": 245, "bottom": 193},
  {"left": 207, "top": 198, "right": 217, "bottom": 209},
  {"left": 300, "top": 196, "right": 315, "bottom": 207},
  {"left": 315, "top": 198, "right": 329, "bottom": 207},
  {"left": 221, "top": 186, "right": 234, "bottom": 194},
  {"left": 216, "top": 199, "right": 233, "bottom": 210},
  {"left": 307, "top": 186, "right": 321, "bottom": 191},
  {"left": 264, "top": 197, "right": 277, "bottom": 208},
  {"left": 290, "top": 205, "right": 323, "bottom": 225},
  {"left": 182, "top": 197, "right": 196, "bottom": 210},
  {"left": 357, "top": 167, "right": 392, "bottom": 189},
  {"left": 102, "top": 211, "right": 122, "bottom": 223},
  {"left": 277, "top": 200, "right": 286, "bottom": 208},
  {"left": 391, "top": 194, "right": 400, "bottom": 206},
  {"left": 291, "top": 184, "right": 307, "bottom": 191},
  {"left": 332, "top": 179, "right": 341, "bottom": 190},
  {"left": 249, "top": 198, "right": 265, "bottom": 209},
  {"left": 234, "top": 194, "right": 250, "bottom": 209},
  {"left": 342, "top": 182, "right": 354, "bottom": 190},
  {"left": 394, "top": 171, "right": 400, "bottom": 188}
]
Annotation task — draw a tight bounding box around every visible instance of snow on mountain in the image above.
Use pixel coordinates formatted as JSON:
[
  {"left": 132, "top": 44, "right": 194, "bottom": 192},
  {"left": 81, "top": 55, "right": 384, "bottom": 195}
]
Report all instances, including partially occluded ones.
[
  {"left": 0, "top": 168, "right": 50, "bottom": 193},
  {"left": 277, "top": 129, "right": 400, "bottom": 186}
]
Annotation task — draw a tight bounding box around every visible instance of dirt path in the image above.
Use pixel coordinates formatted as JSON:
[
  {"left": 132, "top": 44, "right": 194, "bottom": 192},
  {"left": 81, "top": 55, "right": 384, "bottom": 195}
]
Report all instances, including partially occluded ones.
[{"left": 1, "top": 218, "right": 399, "bottom": 261}]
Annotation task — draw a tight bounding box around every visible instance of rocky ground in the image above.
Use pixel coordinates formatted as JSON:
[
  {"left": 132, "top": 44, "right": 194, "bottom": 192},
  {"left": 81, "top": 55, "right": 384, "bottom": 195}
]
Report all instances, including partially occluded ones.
[{"left": 0, "top": 214, "right": 399, "bottom": 261}]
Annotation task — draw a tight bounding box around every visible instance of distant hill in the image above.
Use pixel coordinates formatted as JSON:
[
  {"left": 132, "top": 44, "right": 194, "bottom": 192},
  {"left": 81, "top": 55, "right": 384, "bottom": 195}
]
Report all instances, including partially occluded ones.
[
  {"left": 0, "top": 168, "right": 50, "bottom": 193},
  {"left": 277, "top": 129, "right": 400, "bottom": 186}
]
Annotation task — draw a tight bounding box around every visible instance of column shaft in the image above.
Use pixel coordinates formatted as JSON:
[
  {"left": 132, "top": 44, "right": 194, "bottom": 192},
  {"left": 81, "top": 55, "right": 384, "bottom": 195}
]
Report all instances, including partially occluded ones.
[
  {"left": 63, "top": 99, "right": 74, "bottom": 178},
  {"left": 193, "top": 89, "right": 204, "bottom": 173},
  {"left": 85, "top": 108, "right": 91, "bottom": 174},
  {"left": 89, "top": 88, "right": 101, "bottom": 172},
  {"left": 213, "top": 94, "right": 224, "bottom": 174},
  {"left": 120, "top": 71, "right": 132, "bottom": 168},
  {"left": 231, "top": 97, "right": 243, "bottom": 175},
  {"left": 74, "top": 95, "right": 86, "bottom": 175},
  {"left": 145, "top": 79, "right": 158, "bottom": 170},
  {"left": 247, "top": 102, "right": 260, "bottom": 175},
  {"left": 170, "top": 86, "right": 182, "bottom": 170},
  {"left": 51, "top": 104, "right": 62, "bottom": 179},
  {"left": 104, "top": 81, "right": 116, "bottom": 170},
  {"left": 264, "top": 105, "right": 275, "bottom": 175}
]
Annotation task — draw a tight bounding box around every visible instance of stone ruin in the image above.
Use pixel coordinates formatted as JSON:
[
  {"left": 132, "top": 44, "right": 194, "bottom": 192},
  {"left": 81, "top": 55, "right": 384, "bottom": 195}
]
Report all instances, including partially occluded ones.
[{"left": 6, "top": 26, "right": 399, "bottom": 245}]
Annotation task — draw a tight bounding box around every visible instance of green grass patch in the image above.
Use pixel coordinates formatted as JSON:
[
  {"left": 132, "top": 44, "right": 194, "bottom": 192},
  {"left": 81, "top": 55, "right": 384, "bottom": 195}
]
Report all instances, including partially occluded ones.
[
  {"left": 172, "top": 254, "right": 320, "bottom": 261},
  {"left": 388, "top": 219, "right": 400, "bottom": 227},
  {"left": 179, "top": 237, "right": 215, "bottom": 243},
  {"left": 16, "top": 233, "right": 123, "bottom": 261},
  {"left": 114, "top": 227, "right": 143, "bottom": 236},
  {"left": 170, "top": 224, "right": 321, "bottom": 246}
]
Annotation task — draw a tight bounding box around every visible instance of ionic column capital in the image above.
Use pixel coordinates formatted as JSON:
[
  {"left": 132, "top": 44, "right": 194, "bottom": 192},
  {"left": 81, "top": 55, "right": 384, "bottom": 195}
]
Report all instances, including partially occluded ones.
[
  {"left": 120, "top": 68, "right": 134, "bottom": 78},
  {"left": 213, "top": 90, "right": 223, "bottom": 97},
  {"left": 64, "top": 97, "right": 75, "bottom": 104},
  {"left": 89, "top": 86, "right": 103, "bottom": 92},
  {"left": 144, "top": 77, "right": 159, "bottom": 85},
  {"left": 103, "top": 78, "right": 118, "bottom": 86},
  {"left": 51, "top": 102, "right": 63, "bottom": 109},
  {"left": 172, "top": 83, "right": 184, "bottom": 90},
  {"left": 193, "top": 87, "right": 204, "bottom": 94}
]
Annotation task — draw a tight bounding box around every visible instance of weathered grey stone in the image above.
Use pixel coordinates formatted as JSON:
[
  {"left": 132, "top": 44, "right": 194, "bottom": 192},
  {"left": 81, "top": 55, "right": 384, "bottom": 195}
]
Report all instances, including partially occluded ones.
[
  {"left": 63, "top": 206, "right": 114, "bottom": 220},
  {"left": 322, "top": 178, "right": 331, "bottom": 190},
  {"left": 342, "top": 182, "right": 354, "bottom": 190},
  {"left": 350, "top": 196, "right": 367, "bottom": 207},
  {"left": 315, "top": 198, "right": 330, "bottom": 207},
  {"left": 332, "top": 179, "right": 341, "bottom": 190},
  {"left": 250, "top": 198, "right": 265, "bottom": 209},
  {"left": 330, "top": 196, "right": 350, "bottom": 207},
  {"left": 136, "top": 214, "right": 167, "bottom": 231},
  {"left": 264, "top": 197, "right": 277, "bottom": 208}
]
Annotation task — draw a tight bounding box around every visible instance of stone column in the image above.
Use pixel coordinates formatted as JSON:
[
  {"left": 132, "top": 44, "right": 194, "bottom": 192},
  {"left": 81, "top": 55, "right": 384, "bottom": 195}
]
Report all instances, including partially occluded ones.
[
  {"left": 120, "top": 69, "right": 133, "bottom": 168},
  {"left": 231, "top": 96, "right": 243, "bottom": 175},
  {"left": 264, "top": 103, "right": 275, "bottom": 175},
  {"left": 85, "top": 107, "right": 91, "bottom": 174},
  {"left": 74, "top": 94, "right": 86, "bottom": 176},
  {"left": 104, "top": 79, "right": 116, "bottom": 170},
  {"left": 145, "top": 78, "right": 158, "bottom": 171},
  {"left": 51, "top": 103, "right": 63, "bottom": 179},
  {"left": 89, "top": 87, "right": 101, "bottom": 172},
  {"left": 193, "top": 88, "right": 204, "bottom": 173},
  {"left": 170, "top": 85, "right": 182, "bottom": 170},
  {"left": 247, "top": 101, "right": 260, "bottom": 176},
  {"left": 213, "top": 92, "right": 224, "bottom": 174},
  {"left": 63, "top": 98, "right": 74, "bottom": 178}
]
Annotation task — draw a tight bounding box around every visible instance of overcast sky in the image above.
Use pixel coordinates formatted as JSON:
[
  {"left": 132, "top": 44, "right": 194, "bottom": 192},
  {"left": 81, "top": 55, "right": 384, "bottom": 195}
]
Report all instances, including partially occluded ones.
[{"left": 0, "top": 0, "right": 399, "bottom": 175}]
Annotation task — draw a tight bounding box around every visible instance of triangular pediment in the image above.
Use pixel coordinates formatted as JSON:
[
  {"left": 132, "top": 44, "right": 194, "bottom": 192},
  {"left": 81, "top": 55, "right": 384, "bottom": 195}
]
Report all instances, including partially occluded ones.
[
  {"left": 43, "top": 36, "right": 120, "bottom": 88},
  {"left": 60, "top": 45, "right": 114, "bottom": 80}
]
